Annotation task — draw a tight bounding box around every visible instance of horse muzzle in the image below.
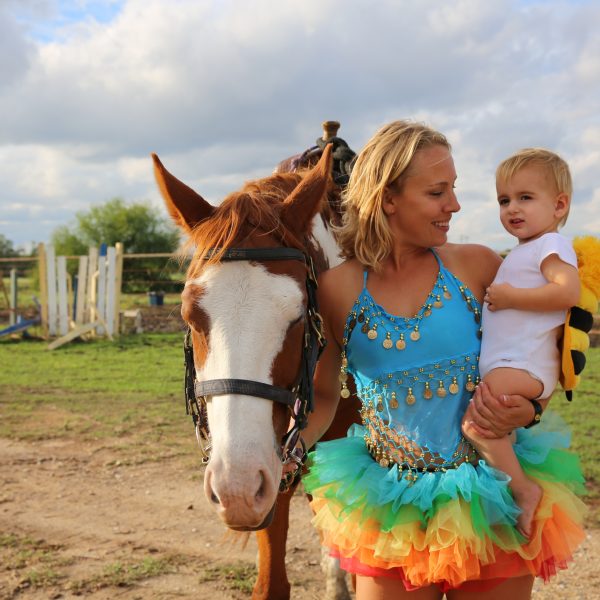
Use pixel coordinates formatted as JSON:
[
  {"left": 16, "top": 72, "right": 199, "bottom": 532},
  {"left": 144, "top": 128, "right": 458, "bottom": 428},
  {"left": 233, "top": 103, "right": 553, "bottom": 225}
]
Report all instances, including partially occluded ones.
[
  {"left": 204, "top": 461, "right": 280, "bottom": 529},
  {"left": 228, "top": 502, "right": 277, "bottom": 531}
]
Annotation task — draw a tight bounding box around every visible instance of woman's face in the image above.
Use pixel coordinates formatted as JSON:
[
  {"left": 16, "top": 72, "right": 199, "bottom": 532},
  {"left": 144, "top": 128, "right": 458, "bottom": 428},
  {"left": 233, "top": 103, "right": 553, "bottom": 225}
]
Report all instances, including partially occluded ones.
[{"left": 383, "top": 144, "right": 459, "bottom": 248}]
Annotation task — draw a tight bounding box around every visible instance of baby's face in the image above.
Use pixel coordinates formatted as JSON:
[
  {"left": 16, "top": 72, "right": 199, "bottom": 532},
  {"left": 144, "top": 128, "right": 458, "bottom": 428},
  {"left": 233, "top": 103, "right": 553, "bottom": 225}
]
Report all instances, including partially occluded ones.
[{"left": 496, "top": 166, "right": 567, "bottom": 243}]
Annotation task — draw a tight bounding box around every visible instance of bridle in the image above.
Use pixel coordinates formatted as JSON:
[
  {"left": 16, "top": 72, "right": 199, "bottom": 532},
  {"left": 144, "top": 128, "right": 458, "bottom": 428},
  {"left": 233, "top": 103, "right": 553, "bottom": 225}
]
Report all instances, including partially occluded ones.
[{"left": 183, "top": 246, "right": 327, "bottom": 492}]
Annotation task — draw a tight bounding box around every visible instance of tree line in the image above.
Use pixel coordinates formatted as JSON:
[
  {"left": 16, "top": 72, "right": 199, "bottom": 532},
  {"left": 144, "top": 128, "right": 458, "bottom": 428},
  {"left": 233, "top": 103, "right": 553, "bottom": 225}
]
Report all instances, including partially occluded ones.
[{"left": 1, "top": 198, "right": 182, "bottom": 292}]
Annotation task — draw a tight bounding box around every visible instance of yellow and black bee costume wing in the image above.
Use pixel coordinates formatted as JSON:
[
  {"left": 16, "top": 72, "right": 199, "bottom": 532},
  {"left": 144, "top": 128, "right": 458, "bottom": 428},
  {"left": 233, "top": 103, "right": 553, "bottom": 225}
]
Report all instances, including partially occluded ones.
[{"left": 559, "top": 235, "right": 600, "bottom": 400}]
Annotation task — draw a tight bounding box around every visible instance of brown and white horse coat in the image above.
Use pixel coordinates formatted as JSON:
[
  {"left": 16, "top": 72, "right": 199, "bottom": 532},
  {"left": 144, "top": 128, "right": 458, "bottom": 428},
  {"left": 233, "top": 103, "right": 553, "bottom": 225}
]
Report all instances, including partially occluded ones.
[{"left": 153, "top": 145, "right": 357, "bottom": 599}]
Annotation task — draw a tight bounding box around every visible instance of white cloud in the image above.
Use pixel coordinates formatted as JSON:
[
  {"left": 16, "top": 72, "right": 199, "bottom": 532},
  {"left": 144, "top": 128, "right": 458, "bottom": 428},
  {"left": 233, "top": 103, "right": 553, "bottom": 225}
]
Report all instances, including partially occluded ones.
[{"left": 0, "top": 0, "right": 599, "bottom": 249}]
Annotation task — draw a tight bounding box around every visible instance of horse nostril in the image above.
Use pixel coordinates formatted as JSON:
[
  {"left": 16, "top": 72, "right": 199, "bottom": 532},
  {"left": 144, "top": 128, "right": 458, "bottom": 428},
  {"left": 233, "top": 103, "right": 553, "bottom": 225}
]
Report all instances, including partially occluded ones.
[
  {"left": 255, "top": 470, "right": 266, "bottom": 500},
  {"left": 204, "top": 470, "right": 220, "bottom": 505}
]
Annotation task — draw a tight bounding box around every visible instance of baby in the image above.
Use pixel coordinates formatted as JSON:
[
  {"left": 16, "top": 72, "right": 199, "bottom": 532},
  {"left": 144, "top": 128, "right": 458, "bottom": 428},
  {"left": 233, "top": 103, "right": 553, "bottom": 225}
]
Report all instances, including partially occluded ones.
[{"left": 463, "top": 148, "right": 580, "bottom": 537}]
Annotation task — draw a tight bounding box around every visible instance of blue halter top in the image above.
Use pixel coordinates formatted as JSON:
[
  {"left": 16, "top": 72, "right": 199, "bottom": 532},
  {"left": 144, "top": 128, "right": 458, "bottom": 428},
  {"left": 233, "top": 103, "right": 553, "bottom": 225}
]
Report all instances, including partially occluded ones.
[{"left": 339, "top": 250, "right": 482, "bottom": 472}]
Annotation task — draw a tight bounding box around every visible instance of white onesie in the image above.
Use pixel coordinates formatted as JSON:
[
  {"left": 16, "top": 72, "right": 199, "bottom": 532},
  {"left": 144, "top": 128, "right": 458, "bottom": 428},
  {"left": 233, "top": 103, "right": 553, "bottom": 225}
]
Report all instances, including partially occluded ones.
[{"left": 479, "top": 232, "right": 578, "bottom": 399}]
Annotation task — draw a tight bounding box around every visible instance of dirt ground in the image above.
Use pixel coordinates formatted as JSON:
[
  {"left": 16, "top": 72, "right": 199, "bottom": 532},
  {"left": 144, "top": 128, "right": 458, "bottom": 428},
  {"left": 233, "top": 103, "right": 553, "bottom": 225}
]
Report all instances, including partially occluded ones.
[{"left": 1, "top": 437, "right": 598, "bottom": 600}]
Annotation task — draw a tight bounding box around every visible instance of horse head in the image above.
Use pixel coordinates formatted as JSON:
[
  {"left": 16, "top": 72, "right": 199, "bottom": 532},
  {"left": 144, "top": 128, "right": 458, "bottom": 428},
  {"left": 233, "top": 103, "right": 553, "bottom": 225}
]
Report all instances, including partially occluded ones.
[{"left": 152, "top": 147, "right": 334, "bottom": 530}]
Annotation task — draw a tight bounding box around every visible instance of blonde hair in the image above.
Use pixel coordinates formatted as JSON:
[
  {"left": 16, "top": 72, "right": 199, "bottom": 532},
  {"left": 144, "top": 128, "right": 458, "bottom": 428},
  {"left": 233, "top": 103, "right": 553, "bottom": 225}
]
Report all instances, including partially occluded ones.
[
  {"left": 335, "top": 120, "right": 450, "bottom": 270},
  {"left": 496, "top": 148, "right": 573, "bottom": 226}
]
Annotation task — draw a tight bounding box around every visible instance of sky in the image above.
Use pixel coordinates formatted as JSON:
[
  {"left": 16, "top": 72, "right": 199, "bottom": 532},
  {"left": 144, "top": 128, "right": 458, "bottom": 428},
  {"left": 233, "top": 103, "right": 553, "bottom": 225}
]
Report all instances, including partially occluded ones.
[{"left": 1, "top": 0, "right": 599, "bottom": 253}]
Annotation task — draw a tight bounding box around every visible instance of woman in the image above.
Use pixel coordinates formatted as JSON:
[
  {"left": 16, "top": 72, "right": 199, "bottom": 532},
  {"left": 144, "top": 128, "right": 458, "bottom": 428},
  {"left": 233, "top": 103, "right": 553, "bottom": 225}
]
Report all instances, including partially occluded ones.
[{"left": 300, "top": 121, "right": 586, "bottom": 599}]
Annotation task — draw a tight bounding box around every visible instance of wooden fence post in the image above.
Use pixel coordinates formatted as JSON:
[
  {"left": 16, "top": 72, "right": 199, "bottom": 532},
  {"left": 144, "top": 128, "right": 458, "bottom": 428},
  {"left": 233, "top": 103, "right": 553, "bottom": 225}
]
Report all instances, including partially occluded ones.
[
  {"left": 87, "top": 247, "right": 99, "bottom": 330},
  {"left": 38, "top": 243, "right": 49, "bottom": 339},
  {"left": 9, "top": 268, "right": 17, "bottom": 326},
  {"left": 56, "top": 255, "right": 69, "bottom": 336},
  {"left": 45, "top": 245, "right": 58, "bottom": 337},
  {"left": 105, "top": 246, "right": 116, "bottom": 336},
  {"left": 96, "top": 252, "right": 107, "bottom": 336},
  {"left": 75, "top": 255, "right": 89, "bottom": 325},
  {"left": 113, "top": 243, "right": 124, "bottom": 335}
]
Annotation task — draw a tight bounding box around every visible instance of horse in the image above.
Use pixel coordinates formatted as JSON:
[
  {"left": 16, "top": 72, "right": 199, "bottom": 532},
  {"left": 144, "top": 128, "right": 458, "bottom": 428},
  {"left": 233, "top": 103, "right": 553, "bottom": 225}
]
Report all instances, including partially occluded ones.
[{"left": 152, "top": 128, "right": 360, "bottom": 599}]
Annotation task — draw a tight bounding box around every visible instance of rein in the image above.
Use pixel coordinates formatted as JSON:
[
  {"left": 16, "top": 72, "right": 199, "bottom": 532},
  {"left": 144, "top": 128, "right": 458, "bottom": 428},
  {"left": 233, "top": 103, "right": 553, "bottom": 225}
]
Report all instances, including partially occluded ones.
[{"left": 183, "top": 247, "right": 326, "bottom": 491}]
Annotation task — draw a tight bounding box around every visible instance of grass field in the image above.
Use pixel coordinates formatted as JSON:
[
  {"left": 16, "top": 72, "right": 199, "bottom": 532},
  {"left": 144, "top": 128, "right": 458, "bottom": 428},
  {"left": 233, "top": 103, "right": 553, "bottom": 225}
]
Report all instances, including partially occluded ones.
[
  {"left": 0, "top": 334, "right": 188, "bottom": 462},
  {"left": 1, "top": 333, "right": 598, "bottom": 491}
]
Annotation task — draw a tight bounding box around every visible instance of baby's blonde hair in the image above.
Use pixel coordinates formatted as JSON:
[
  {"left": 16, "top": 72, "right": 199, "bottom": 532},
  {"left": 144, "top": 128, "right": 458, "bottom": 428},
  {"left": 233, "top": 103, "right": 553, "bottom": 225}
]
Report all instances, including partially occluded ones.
[
  {"left": 335, "top": 120, "right": 450, "bottom": 270},
  {"left": 496, "top": 148, "right": 573, "bottom": 226}
]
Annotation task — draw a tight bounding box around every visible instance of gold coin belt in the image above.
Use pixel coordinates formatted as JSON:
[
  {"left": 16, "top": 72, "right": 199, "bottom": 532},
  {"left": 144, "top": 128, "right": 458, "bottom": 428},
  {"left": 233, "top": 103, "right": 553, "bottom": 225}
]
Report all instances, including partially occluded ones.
[
  {"left": 361, "top": 402, "right": 479, "bottom": 484},
  {"left": 349, "top": 353, "right": 480, "bottom": 409}
]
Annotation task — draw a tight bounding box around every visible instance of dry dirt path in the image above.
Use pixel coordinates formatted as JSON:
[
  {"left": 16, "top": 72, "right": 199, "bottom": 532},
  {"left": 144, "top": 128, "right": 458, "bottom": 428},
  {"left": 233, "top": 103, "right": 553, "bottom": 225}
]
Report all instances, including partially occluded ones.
[{"left": 1, "top": 438, "right": 597, "bottom": 599}]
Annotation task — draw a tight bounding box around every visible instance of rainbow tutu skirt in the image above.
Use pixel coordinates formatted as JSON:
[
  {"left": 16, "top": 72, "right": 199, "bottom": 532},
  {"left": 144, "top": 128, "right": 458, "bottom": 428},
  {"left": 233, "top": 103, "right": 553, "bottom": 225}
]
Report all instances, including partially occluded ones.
[{"left": 303, "top": 414, "right": 586, "bottom": 592}]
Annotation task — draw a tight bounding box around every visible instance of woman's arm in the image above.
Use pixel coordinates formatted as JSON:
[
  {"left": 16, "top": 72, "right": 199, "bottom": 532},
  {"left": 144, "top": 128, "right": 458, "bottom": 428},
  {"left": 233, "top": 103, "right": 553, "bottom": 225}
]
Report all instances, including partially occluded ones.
[
  {"left": 463, "top": 381, "right": 551, "bottom": 438},
  {"left": 301, "top": 266, "right": 352, "bottom": 449}
]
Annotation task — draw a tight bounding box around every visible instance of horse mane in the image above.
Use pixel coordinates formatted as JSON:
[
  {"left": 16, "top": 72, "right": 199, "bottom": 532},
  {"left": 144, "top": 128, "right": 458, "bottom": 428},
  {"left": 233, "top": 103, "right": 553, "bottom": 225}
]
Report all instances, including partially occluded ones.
[{"left": 185, "top": 171, "right": 309, "bottom": 268}]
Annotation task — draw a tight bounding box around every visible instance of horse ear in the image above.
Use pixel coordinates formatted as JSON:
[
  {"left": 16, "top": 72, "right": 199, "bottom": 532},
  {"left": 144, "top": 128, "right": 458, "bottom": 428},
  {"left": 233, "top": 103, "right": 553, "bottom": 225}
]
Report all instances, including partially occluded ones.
[
  {"left": 151, "top": 153, "right": 214, "bottom": 232},
  {"left": 280, "top": 144, "right": 332, "bottom": 234}
]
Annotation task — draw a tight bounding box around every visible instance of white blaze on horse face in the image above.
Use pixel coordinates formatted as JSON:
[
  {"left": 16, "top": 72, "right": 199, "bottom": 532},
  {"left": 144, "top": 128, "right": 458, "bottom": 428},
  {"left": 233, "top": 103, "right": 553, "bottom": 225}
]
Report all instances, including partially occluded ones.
[{"left": 191, "top": 262, "right": 304, "bottom": 520}]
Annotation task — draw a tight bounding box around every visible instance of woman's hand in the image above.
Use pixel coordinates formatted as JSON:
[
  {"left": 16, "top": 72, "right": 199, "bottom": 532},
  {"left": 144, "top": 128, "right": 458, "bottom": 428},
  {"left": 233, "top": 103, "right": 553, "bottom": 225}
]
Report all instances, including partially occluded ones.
[{"left": 464, "top": 381, "right": 536, "bottom": 438}]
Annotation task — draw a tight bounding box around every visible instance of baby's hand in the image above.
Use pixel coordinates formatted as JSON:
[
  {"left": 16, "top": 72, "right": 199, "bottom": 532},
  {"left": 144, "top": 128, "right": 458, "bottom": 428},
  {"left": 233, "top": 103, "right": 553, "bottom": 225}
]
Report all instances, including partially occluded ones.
[{"left": 484, "top": 283, "right": 514, "bottom": 311}]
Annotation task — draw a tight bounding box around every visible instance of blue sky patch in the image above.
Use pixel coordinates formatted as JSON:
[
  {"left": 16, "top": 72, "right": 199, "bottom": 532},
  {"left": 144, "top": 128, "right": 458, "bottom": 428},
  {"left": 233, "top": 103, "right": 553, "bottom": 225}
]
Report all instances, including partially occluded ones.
[{"left": 13, "top": 0, "right": 125, "bottom": 43}]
